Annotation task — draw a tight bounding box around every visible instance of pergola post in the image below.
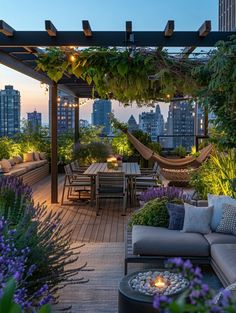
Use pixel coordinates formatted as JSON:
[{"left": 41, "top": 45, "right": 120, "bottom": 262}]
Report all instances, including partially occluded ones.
[
  {"left": 74, "top": 98, "right": 79, "bottom": 143},
  {"left": 50, "top": 82, "right": 58, "bottom": 203}
]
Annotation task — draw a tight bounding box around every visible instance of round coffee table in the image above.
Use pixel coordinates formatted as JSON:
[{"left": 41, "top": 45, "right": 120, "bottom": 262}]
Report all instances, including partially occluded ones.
[{"left": 118, "top": 271, "right": 159, "bottom": 313}]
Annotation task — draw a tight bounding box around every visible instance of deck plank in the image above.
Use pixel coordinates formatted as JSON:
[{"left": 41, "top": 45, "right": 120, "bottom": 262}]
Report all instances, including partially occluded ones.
[{"left": 32, "top": 175, "right": 136, "bottom": 243}]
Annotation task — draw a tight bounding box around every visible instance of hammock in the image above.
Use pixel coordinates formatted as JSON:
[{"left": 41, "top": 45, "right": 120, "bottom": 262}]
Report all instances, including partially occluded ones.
[{"left": 126, "top": 131, "right": 213, "bottom": 170}]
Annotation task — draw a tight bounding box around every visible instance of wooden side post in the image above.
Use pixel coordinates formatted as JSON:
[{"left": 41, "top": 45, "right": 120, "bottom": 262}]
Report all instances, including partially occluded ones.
[
  {"left": 74, "top": 98, "right": 79, "bottom": 143},
  {"left": 50, "top": 82, "right": 58, "bottom": 203}
]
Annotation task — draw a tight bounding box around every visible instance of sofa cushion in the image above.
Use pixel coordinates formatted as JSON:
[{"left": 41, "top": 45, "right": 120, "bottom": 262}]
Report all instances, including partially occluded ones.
[
  {"left": 182, "top": 203, "right": 213, "bottom": 234},
  {"left": 211, "top": 244, "right": 236, "bottom": 284},
  {"left": 23, "top": 152, "right": 34, "bottom": 162},
  {"left": 208, "top": 194, "right": 236, "bottom": 231},
  {"left": 8, "top": 158, "right": 15, "bottom": 166},
  {"left": 0, "top": 159, "right": 12, "bottom": 172},
  {"left": 4, "top": 167, "right": 27, "bottom": 177},
  {"left": 216, "top": 203, "right": 236, "bottom": 235},
  {"left": 167, "top": 203, "right": 185, "bottom": 230},
  {"left": 13, "top": 155, "right": 23, "bottom": 164},
  {"left": 39, "top": 152, "right": 47, "bottom": 160},
  {"left": 132, "top": 225, "right": 209, "bottom": 257},
  {"left": 34, "top": 152, "right": 41, "bottom": 161},
  {"left": 15, "top": 162, "right": 38, "bottom": 171},
  {"left": 204, "top": 232, "right": 236, "bottom": 245}
]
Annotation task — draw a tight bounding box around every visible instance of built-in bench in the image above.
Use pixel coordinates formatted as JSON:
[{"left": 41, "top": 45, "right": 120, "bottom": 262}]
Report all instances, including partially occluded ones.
[{"left": 1, "top": 159, "right": 49, "bottom": 186}]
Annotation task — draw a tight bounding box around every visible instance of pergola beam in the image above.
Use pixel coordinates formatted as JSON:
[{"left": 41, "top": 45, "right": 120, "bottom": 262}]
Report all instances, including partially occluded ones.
[
  {"left": 181, "top": 46, "right": 196, "bottom": 59},
  {"left": 0, "top": 31, "right": 234, "bottom": 47},
  {"left": 45, "top": 20, "right": 57, "bottom": 37},
  {"left": 82, "top": 20, "right": 92, "bottom": 37},
  {"left": 198, "top": 20, "right": 211, "bottom": 37},
  {"left": 164, "top": 20, "right": 174, "bottom": 37},
  {"left": 0, "top": 20, "right": 14, "bottom": 37}
]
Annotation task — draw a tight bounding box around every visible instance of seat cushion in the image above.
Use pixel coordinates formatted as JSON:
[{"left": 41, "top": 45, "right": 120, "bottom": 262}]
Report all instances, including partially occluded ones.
[
  {"left": 132, "top": 225, "right": 209, "bottom": 257},
  {"left": 15, "top": 162, "right": 38, "bottom": 171},
  {"left": 4, "top": 167, "right": 27, "bottom": 177},
  {"left": 204, "top": 232, "right": 236, "bottom": 245},
  {"left": 211, "top": 244, "right": 236, "bottom": 284}
]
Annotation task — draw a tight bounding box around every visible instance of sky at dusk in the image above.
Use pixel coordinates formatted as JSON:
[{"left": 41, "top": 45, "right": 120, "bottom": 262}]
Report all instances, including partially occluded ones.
[{"left": 0, "top": 0, "right": 218, "bottom": 125}]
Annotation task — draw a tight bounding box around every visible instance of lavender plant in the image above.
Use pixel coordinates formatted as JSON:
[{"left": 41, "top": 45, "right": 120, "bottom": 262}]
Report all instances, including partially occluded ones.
[
  {"left": 153, "top": 258, "right": 236, "bottom": 313},
  {"left": 0, "top": 176, "right": 88, "bottom": 304},
  {"left": 0, "top": 217, "right": 51, "bottom": 311},
  {"left": 139, "top": 186, "right": 190, "bottom": 203},
  {"left": 0, "top": 176, "right": 33, "bottom": 225}
]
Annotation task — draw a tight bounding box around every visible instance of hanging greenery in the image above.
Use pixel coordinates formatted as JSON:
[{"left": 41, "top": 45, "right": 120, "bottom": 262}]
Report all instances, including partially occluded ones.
[
  {"left": 193, "top": 35, "right": 236, "bottom": 148},
  {"left": 36, "top": 47, "right": 201, "bottom": 104}
]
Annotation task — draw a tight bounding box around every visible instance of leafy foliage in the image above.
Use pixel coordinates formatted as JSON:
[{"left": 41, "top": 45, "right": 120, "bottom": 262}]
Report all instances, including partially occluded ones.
[
  {"left": 190, "top": 148, "right": 236, "bottom": 199},
  {"left": 139, "top": 186, "right": 190, "bottom": 203},
  {"left": 193, "top": 36, "right": 236, "bottom": 148},
  {"left": 36, "top": 47, "right": 200, "bottom": 104},
  {"left": 111, "top": 131, "right": 133, "bottom": 158},
  {"left": 174, "top": 145, "right": 187, "bottom": 157},
  {"left": 0, "top": 137, "right": 21, "bottom": 160},
  {"left": 74, "top": 141, "right": 112, "bottom": 165}
]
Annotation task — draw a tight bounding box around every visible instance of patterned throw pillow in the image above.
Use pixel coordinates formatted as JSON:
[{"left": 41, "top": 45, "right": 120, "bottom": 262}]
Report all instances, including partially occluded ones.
[
  {"left": 208, "top": 194, "right": 236, "bottom": 231},
  {"left": 216, "top": 203, "right": 236, "bottom": 235},
  {"left": 167, "top": 203, "right": 185, "bottom": 230}
]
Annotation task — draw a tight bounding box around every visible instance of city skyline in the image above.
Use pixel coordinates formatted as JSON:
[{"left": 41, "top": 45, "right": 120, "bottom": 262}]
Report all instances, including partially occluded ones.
[{"left": 0, "top": 0, "right": 218, "bottom": 124}]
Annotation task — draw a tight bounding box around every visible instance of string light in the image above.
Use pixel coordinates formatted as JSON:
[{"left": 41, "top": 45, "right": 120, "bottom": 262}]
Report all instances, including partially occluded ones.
[{"left": 70, "top": 55, "right": 76, "bottom": 62}]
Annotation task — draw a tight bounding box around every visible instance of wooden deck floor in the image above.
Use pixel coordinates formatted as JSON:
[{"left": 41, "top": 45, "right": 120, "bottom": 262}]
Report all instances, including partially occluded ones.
[{"left": 32, "top": 175, "right": 136, "bottom": 243}]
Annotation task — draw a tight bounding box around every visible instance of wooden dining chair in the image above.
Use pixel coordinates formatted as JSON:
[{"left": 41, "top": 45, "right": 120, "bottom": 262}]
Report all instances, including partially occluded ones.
[
  {"left": 61, "top": 164, "right": 91, "bottom": 205},
  {"left": 95, "top": 172, "right": 127, "bottom": 216}
]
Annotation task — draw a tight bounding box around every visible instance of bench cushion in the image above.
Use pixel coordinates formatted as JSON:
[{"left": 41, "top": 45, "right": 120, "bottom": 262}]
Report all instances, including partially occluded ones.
[
  {"left": 211, "top": 244, "right": 236, "bottom": 284},
  {"left": 4, "top": 167, "right": 27, "bottom": 177},
  {"left": 204, "top": 232, "right": 236, "bottom": 245},
  {"left": 132, "top": 226, "right": 209, "bottom": 257}
]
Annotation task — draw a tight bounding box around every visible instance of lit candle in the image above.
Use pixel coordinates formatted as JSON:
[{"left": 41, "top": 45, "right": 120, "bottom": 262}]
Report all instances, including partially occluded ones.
[{"left": 154, "top": 277, "right": 166, "bottom": 289}]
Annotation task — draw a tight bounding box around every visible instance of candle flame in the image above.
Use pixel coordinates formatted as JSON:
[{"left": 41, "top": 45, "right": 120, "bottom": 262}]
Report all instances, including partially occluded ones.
[{"left": 154, "top": 277, "right": 166, "bottom": 288}]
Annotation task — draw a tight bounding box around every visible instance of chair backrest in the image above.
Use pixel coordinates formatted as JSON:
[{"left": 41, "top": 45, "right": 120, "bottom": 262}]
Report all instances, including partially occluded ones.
[
  {"left": 96, "top": 172, "right": 126, "bottom": 193},
  {"left": 64, "top": 164, "right": 72, "bottom": 175},
  {"left": 70, "top": 161, "right": 77, "bottom": 172},
  {"left": 153, "top": 162, "right": 158, "bottom": 172}
]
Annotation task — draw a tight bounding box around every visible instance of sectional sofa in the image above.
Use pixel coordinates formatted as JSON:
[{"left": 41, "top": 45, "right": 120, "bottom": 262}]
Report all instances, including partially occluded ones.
[{"left": 125, "top": 199, "right": 236, "bottom": 288}]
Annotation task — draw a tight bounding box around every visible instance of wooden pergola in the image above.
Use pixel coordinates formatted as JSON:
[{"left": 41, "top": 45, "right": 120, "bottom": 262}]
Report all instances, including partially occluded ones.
[{"left": 0, "top": 19, "right": 234, "bottom": 203}]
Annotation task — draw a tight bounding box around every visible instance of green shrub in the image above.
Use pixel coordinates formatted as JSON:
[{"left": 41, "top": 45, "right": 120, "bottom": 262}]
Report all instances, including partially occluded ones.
[
  {"left": 112, "top": 131, "right": 133, "bottom": 157},
  {"left": 74, "top": 141, "right": 112, "bottom": 165},
  {"left": 174, "top": 145, "right": 187, "bottom": 157},
  {"left": 129, "top": 197, "right": 183, "bottom": 227},
  {"left": 147, "top": 142, "right": 162, "bottom": 154},
  {"left": 190, "top": 148, "right": 236, "bottom": 199},
  {"left": 0, "top": 137, "right": 21, "bottom": 160}
]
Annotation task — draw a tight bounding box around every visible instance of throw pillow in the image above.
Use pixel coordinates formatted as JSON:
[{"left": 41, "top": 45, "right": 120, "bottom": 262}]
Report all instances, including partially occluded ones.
[
  {"left": 167, "top": 203, "right": 185, "bottom": 230},
  {"left": 34, "top": 152, "right": 40, "bottom": 161},
  {"left": 216, "top": 203, "right": 236, "bottom": 235},
  {"left": 39, "top": 152, "right": 46, "bottom": 160},
  {"left": 0, "top": 159, "right": 12, "bottom": 173},
  {"left": 13, "top": 155, "right": 23, "bottom": 164},
  {"left": 23, "top": 152, "right": 34, "bottom": 162},
  {"left": 8, "top": 158, "right": 15, "bottom": 166},
  {"left": 208, "top": 194, "right": 236, "bottom": 231},
  {"left": 182, "top": 203, "right": 213, "bottom": 234}
]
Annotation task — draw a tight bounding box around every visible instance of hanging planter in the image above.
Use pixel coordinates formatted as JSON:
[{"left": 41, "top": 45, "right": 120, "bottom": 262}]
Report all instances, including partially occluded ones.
[{"left": 36, "top": 47, "right": 202, "bottom": 105}]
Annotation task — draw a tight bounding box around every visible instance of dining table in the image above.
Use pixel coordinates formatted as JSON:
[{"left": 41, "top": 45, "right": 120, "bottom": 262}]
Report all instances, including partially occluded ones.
[{"left": 83, "top": 162, "right": 141, "bottom": 204}]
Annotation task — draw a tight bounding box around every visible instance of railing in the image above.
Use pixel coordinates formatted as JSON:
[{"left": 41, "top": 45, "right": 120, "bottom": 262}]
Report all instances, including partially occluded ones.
[{"left": 157, "top": 135, "right": 209, "bottom": 152}]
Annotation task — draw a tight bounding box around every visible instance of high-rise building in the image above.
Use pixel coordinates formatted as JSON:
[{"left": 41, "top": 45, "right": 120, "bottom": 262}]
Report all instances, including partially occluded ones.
[
  {"left": 127, "top": 115, "right": 138, "bottom": 132},
  {"left": 91, "top": 99, "right": 112, "bottom": 135},
  {"left": 0, "top": 85, "right": 20, "bottom": 137},
  {"left": 166, "top": 101, "right": 195, "bottom": 150},
  {"left": 139, "top": 105, "right": 164, "bottom": 142},
  {"left": 27, "top": 110, "right": 42, "bottom": 132},
  {"left": 219, "top": 0, "right": 236, "bottom": 31},
  {"left": 80, "top": 119, "right": 90, "bottom": 128},
  {"left": 49, "top": 90, "right": 76, "bottom": 134}
]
